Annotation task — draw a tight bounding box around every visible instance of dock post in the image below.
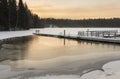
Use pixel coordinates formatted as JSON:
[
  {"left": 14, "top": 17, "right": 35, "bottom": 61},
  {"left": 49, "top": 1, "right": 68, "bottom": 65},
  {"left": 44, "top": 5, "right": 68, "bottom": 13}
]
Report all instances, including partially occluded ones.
[
  {"left": 114, "top": 32, "right": 117, "bottom": 39},
  {"left": 63, "top": 30, "right": 66, "bottom": 45},
  {"left": 86, "top": 29, "right": 89, "bottom": 37},
  {"left": 91, "top": 31, "right": 93, "bottom": 37},
  {"left": 38, "top": 30, "right": 40, "bottom": 34},
  {"left": 78, "top": 31, "right": 80, "bottom": 37},
  {"left": 98, "top": 32, "right": 100, "bottom": 37},
  {"left": 64, "top": 30, "right": 66, "bottom": 37},
  {"left": 102, "top": 32, "right": 104, "bottom": 37},
  {"left": 95, "top": 32, "right": 97, "bottom": 37},
  {"left": 83, "top": 31, "right": 85, "bottom": 36},
  {"left": 35, "top": 30, "right": 37, "bottom": 34}
]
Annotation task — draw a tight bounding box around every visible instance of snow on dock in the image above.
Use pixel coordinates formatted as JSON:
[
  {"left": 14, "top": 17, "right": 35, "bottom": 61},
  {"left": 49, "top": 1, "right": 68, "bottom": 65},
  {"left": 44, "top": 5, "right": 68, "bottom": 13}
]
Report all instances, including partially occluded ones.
[{"left": 34, "top": 28, "right": 120, "bottom": 44}]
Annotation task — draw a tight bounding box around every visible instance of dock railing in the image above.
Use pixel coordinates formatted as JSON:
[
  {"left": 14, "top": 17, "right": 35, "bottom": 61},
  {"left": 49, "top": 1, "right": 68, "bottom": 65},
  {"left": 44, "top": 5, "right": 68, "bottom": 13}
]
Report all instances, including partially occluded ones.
[{"left": 78, "top": 30, "right": 119, "bottom": 39}]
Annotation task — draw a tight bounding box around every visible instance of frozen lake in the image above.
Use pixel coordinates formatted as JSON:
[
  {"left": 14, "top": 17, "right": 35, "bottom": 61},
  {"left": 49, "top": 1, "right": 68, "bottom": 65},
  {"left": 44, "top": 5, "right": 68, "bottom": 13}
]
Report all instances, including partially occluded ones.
[{"left": 1, "top": 35, "right": 120, "bottom": 79}]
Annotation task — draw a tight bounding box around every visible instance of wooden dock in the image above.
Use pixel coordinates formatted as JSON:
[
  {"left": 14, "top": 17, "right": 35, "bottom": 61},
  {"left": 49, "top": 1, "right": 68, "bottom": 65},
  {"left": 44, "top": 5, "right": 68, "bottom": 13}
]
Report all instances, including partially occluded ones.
[{"left": 33, "top": 30, "right": 120, "bottom": 44}]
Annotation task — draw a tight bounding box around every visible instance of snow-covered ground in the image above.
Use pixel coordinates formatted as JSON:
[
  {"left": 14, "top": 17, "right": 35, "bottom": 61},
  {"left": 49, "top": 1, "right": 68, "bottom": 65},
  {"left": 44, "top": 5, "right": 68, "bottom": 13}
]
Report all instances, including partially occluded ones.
[
  {"left": 8, "top": 61, "right": 120, "bottom": 79},
  {"left": 0, "top": 30, "right": 35, "bottom": 40},
  {"left": 6, "top": 61, "right": 120, "bottom": 79},
  {"left": 0, "top": 28, "right": 120, "bottom": 79}
]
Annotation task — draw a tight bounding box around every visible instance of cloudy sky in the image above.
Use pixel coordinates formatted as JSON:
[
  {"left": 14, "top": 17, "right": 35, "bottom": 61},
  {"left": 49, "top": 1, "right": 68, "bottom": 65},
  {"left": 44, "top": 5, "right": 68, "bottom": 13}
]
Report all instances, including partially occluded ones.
[{"left": 23, "top": 0, "right": 120, "bottom": 19}]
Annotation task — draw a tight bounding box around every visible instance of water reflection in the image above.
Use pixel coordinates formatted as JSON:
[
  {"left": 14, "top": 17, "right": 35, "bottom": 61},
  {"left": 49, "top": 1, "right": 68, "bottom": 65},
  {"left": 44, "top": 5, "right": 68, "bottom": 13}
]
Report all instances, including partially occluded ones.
[
  {"left": 24, "top": 36, "right": 78, "bottom": 61},
  {"left": 1, "top": 36, "right": 120, "bottom": 70},
  {"left": 21, "top": 36, "right": 120, "bottom": 61}
]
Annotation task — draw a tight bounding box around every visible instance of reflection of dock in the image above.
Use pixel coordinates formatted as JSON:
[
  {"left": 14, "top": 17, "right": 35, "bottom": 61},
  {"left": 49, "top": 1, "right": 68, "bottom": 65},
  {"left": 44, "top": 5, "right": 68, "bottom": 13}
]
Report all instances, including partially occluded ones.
[{"left": 33, "top": 29, "right": 120, "bottom": 44}]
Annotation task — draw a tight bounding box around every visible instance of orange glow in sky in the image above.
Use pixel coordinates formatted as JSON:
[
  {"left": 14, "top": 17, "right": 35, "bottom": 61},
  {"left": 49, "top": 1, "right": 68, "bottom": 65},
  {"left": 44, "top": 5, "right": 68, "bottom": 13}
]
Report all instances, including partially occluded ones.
[{"left": 23, "top": 0, "right": 120, "bottom": 19}]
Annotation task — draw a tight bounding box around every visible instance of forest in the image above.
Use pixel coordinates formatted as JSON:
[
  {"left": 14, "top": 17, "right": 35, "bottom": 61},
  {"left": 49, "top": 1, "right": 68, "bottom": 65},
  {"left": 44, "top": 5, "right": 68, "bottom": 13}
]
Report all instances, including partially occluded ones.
[
  {"left": 0, "top": 0, "right": 120, "bottom": 31},
  {"left": 41, "top": 18, "right": 120, "bottom": 28},
  {"left": 0, "top": 0, "right": 41, "bottom": 31}
]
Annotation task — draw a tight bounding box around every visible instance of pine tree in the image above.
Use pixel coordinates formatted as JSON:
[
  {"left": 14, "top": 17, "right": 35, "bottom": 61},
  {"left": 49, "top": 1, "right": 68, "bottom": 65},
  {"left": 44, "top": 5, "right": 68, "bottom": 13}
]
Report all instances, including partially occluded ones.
[
  {"left": 9, "top": 0, "right": 17, "bottom": 30},
  {"left": 0, "top": 0, "right": 9, "bottom": 30},
  {"left": 17, "top": 0, "right": 29, "bottom": 29},
  {"left": 0, "top": 0, "right": 41, "bottom": 30},
  {"left": 0, "top": 0, "right": 4, "bottom": 30},
  {"left": 8, "top": 0, "right": 12, "bottom": 30},
  {"left": 24, "top": 3, "right": 33, "bottom": 28},
  {"left": 33, "top": 14, "right": 41, "bottom": 28}
]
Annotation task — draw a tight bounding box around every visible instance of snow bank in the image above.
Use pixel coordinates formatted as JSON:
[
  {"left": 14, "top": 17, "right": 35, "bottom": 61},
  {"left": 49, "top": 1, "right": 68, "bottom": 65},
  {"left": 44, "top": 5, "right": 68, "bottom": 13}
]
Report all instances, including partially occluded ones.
[
  {"left": 9, "top": 61, "right": 120, "bottom": 79},
  {"left": 99, "top": 61, "right": 120, "bottom": 79},
  {"left": 0, "top": 29, "right": 35, "bottom": 40},
  {"left": 0, "top": 65, "right": 11, "bottom": 75},
  {"left": 0, "top": 65, "right": 13, "bottom": 79},
  {"left": 80, "top": 70, "right": 105, "bottom": 79},
  {"left": 103, "top": 61, "right": 120, "bottom": 75},
  {"left": 79, "top": 61, "right": 120, "bottom": 79}
]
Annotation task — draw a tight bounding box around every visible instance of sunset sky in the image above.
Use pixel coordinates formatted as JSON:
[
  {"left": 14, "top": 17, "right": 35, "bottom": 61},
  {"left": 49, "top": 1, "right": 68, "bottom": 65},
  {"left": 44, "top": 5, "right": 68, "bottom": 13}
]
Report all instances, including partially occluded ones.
[{"left": 23, "top": 0, "right": 120, "bottom": 19}]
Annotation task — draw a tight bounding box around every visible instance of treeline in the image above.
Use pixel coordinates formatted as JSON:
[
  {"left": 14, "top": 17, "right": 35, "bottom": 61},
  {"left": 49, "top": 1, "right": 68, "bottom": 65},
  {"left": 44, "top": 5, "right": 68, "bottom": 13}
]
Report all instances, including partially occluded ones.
[
  {"left": 41, "top": 18, "right": 120, "bottom": 28},
  {"left": 0, "top": 0, "right": 41, "bottom": 31}
]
